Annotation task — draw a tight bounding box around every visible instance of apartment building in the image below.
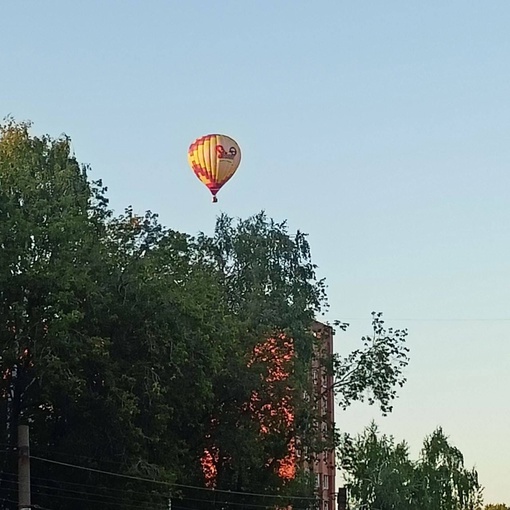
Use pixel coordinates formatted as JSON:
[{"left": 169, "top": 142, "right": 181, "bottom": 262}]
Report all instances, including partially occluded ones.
[{"left": 311, "top": 321, "right": 336, "bottom": 510}]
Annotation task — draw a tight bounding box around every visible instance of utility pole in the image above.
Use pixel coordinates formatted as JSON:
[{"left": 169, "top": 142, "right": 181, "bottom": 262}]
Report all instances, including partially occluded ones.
[{"left": 18, "top": 424, "right": 31, "bottom": 510}]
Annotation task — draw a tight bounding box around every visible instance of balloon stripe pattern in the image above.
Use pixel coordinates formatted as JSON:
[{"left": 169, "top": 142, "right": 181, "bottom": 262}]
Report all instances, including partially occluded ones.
[{"left": 188, "top": 134, "right": 241, "bottom": 202}]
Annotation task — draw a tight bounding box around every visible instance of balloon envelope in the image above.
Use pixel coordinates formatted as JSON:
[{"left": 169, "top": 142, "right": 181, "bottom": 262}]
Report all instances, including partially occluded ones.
[{"left": 188, "top": 134, "right": 241, "bottom": 202}]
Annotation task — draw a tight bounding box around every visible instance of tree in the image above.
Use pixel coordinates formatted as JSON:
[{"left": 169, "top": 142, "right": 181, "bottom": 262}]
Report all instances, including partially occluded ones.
[
  {"left": 415, "top": 427, "right": 483, "bottom": 510},
  {"left": 332, "top": 313, "right": 409, "bottom": 416},
  {"left": 178, "top": 213, "right": 329, "bottom": 509},
  {"left": 175, "top": 214, "right": 411, "bottom": 509},
  {"left": 339, "top": 423, "right": 483, "bottom": 510},
  {"left": 339, "top": 422, "right": 415, "bottom": 510},
  {"left": 1, "top": 120, "right": 411, "bottom": 510},
  {"left": 0, "top": 119, "right": 114, "bottom": 508},
  {"left": 0, "top": 121, "right": 230, "bottom": 508},
  {"left": 484, "top": 505, "right": 509, "bottom": 510}
]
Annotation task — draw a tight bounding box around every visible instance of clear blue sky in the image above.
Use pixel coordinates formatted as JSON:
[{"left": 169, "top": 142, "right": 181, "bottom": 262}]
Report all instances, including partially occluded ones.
[{"left": 2, "top": 0, "right": 509, "bottom": 503}]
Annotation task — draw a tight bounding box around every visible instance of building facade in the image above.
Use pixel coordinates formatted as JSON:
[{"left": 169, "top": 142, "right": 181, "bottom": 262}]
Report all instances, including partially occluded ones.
[{"left": 311, "top": 321, "right": 336, "bottom": 510}]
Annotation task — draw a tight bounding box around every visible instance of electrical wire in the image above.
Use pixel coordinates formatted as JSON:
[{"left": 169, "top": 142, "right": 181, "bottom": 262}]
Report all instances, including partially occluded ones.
[
  {"left": 29, "top": 444, "right": 132, "bottom": 468},
  {"left": 5, "top": 456, "right": 314, "bottom": 508},
  {"left": 0, "top": 479, "right": 166, "bottom": 510},
  {"left": 165, "top": 492, "right": 314, "bottom": 509},
  {"left": 29, "top": 490, "right": 165, "bottom": 509},
  {"left": 30, "top": 455, "right": 169, "bottom": 485},
  {"left": 1, "top": 477, "right": 314, "bottom": 510},
  {"left": 339, "top": 317, "right": 510, "bottom": 322},
  {"left": 0, "top": 477, "right": 163, "bottom": 506},
  {"left": 31, "top": 454, "right": 317, "bottom": 501},
  {"left": 2, "top": 471, "right": 315, "bottom": 509},
  {"left": 1, "top": 470, "right": 170, "bottom": 499},
  {"left": 0, "top": 497, "right": 53, "bottom": 510}
]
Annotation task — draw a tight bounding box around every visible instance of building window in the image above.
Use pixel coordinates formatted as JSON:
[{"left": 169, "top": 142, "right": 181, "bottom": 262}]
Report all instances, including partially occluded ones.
[
  {"left": 322, "top": 395, "right": 328, "bottom": 413},
  {"left": 315, "top": 473, "right": 320, "bottom": 488},
  {"left": 324, "top": 501, "right": 329, "bottom": 510},
  {"left": 323, "top": 474, "right": 329, "bottom": 489}
]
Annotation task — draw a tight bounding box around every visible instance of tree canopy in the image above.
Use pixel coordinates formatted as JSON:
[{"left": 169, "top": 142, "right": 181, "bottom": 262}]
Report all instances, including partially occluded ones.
[
  {"left": 339, "top": 422, "right": 483, "bottom": 510},
  {"left": 1, "top": 120, "right": 410, "bottom": 510}
]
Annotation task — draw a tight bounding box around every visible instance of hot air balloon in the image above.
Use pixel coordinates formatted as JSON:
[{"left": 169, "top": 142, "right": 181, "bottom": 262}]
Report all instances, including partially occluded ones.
[{"left": 188, "top": 134, "right": 241, "bottom": 203}]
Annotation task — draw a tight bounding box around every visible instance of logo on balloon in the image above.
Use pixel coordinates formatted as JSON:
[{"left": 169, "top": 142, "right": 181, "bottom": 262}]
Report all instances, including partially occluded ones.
[{"left": 216, "top": 144, "right": 237, "bottom": 160}]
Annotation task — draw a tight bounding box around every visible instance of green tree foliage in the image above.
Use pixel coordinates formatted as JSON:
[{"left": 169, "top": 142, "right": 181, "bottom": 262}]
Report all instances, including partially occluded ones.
[
  {"left": 0, "top": 119, "right": 118, "bottom": 507},
  {"left": 0, "top": 120, "right": 410, "bottom": 510},
  {"left": 332, "top": 313, "right": 409, "bottom": 415},
  {"left": 484, "top": 505, "right": 509, "bottom": 510},
  {"left": 414, "top": 428, "right": 483, "bottom": 510},
  {"left": 339, "top": 422, "right": 483, "bottom": 510},
  {"left": 339, "top": 422, "right": 415, "bottom": 510},
  {"left": 172, "top": 214, "right": 333, "bottom": 509}
]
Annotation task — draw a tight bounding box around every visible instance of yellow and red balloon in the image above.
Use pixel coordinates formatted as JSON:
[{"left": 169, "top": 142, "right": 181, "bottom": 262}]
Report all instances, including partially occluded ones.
[{"left": 188, "top": 134, "right": 241, "bottom": 202}]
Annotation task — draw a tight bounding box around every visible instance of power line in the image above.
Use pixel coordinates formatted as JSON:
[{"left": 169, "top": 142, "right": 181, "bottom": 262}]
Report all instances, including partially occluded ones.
[
  {"left": 0, "top": 477, "right": 162, "bottom": 508},
  {"left": 30, "top": 444, "right": 132, "bottom": 468},
  {"left": 1, "top": 479, "right": 166, "bottom": 509},
  {"left": 0, "top": 492, "right": 52, "bottom": 510},
  {"left": 2, "top": 476, "right": 312, "bottom": 510},
  {"left": 31, "top": 455, "right": 316, "bottom": 501},
  {"left": 0, "top": 497, "right": 50, "bottom": 510},
  {"left": 4, "top": 469, "right": 315, "bottom": 509},
  {"left": 339, "top": 317, "right": 510, "bottom": 322},
  {"left": 4, "top": 485, "right": 167, "bottom": 509},
  {"left": 30, "top": 455, "right": 169, "bottom": 485},
  {"left": 167, "top": 493, "right": 314, "bottom": 509},
  {"left": 1, "top": 470, "right": 169, "bottom": 498}
]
